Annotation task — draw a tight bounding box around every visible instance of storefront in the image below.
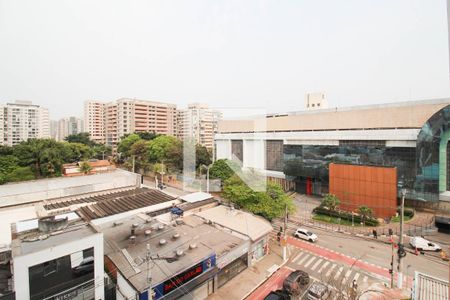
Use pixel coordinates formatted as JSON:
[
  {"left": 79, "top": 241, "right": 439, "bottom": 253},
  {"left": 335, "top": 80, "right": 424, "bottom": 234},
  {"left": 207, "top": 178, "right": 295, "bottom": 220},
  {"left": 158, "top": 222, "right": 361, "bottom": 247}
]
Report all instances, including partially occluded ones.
[{"left": 217, "top": 254, "right": 248, "bottom": 288}]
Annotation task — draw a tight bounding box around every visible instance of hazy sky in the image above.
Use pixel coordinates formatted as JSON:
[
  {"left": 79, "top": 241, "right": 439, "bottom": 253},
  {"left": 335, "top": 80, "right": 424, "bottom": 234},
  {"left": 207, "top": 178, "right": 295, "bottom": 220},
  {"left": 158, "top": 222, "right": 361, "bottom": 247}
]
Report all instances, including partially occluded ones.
[{"left": 0, "top": 0, "right": 449, "bottom": 119}]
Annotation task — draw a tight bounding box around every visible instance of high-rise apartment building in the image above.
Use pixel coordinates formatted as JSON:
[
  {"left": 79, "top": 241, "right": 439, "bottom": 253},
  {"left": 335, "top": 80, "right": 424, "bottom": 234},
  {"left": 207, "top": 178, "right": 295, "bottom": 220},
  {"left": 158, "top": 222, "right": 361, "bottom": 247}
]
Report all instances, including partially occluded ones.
[
  {"left": 177, "top": 103, "right": 222, "bottom": 149},
  {"left": 0, "top": 101, "right": 50, "bottom": 146},
  {"left": 84, "top": 98, "right": 177, "bottom": 146},
  {"left": 51, "top": 117, "right": 84, "bottom": 141},
  {"left": 84, "top": 101, "right": 106, "bottom": 144}
]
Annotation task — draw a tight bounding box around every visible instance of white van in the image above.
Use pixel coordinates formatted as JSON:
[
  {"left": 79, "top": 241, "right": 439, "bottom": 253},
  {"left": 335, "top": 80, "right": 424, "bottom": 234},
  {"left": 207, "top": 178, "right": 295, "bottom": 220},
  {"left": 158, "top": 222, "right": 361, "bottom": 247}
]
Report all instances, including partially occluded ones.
[{"left": 409, "top": 237, "right": 441, "bottom": 252}]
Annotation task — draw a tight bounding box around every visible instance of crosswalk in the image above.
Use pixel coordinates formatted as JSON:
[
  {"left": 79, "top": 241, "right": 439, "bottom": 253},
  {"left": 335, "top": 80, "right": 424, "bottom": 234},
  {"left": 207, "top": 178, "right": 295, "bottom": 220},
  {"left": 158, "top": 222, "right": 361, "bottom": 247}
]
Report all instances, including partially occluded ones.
[{"left": 288, "top": 249, "right": 371, "bottom": 290}]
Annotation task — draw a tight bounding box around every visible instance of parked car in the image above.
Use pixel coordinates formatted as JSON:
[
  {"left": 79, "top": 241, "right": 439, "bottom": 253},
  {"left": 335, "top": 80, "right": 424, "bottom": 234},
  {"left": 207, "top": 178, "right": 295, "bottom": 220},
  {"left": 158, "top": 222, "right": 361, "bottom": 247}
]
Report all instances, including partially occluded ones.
[
  {"left": 73, "top": 256, "right": 94, "bottom": 276},
  {"left": 409, "top": 237, "right": 441, "bottom": 252},
  {"left": 294, "top": 228, "right": 318, "bottom": 242},
  {"left": 264, "top": 289, "right": 291, "bottom": 300},
  {"left": 306, "top": 282, "right": 330, "bottom": 300},
  {"left": 283, "top": 270, "right": 310, "bottom": 295}
]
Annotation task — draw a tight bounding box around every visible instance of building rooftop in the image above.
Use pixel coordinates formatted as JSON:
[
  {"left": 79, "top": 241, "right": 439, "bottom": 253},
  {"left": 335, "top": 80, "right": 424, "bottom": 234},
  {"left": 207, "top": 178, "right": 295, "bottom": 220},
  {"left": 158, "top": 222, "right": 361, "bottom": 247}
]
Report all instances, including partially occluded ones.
[
  {"left": 11, "top": 213, "right": 97, "bottom": 256},
  {"left": 195, "top": 205, "right": 273, "bottom": 242},
  {"left": 75, "top": 188, "right": 177, "bottom": 221},
  {"left": 217, "top": 98, "right": 450, "bottom": 134},
  {"left": 0, "top": 169, "right": 139, "bottom": 208},
  {"left": 179, "top": 192, "right": 213, "bottom": 203},
  {"left": 99, "top": 213, "right": 245, "bottom": 293}
]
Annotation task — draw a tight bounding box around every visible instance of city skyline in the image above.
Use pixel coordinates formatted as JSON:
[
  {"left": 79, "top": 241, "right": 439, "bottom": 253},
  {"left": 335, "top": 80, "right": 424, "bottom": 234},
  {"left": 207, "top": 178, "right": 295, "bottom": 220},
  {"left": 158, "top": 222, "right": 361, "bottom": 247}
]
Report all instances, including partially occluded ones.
[{"left": 1, "top": 0, "right": 449, "bottom": 119}]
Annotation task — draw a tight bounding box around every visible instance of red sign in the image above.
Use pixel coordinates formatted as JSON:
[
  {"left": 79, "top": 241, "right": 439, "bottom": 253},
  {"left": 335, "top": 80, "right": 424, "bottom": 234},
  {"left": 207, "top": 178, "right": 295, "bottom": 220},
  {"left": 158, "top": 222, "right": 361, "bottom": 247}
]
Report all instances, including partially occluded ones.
[{"left": 163, "top": 263, "right": 203, "bottom": 294}]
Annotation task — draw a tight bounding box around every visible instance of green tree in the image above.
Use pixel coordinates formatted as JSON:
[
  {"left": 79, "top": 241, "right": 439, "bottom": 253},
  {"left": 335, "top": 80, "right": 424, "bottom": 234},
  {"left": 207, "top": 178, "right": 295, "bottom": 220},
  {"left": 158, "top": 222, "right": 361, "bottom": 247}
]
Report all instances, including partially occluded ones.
[
  {"left": 209, "top": 159, "right": 239, "bottom": 182},
  {"left": 4, "top": 167, "right": 35, "bottom": 182},
  {"left": 222, "top": 175, "right": 295, "bottom": 221},
  {"left": 196, "top": 145, "right": 212, "bottom": 169},
  {"left": 0, "top": 155, "right": 19, "bottom": 175},
  {"left": 92, "top": 144, "right": 112, "bottom": 160},
  {"left": 320, "top": 193, "right": 340, "bottom": 211},
  {"left": 148, "top": 135, "right": 183, "bottom": 171},
  {"left": 118, "top": 134, "right": 141, "bottom": 158},
  {"left": 64, "top": 142, "right": 94, "bottom": 162},
  {"left": 129, "top": 140, "right": 151, "bottom": 173},
  {"left": 79, "top": 161, "right": 93, "bottom": 174},
  {"left": 358, "top": 206, "right": 373, "bottom": 225},
  {"left": 65, "top": 132, "right": 96, "bottom": 146},
  {"left": 136, "top": 131, "right": 159, "bottom": 141}
]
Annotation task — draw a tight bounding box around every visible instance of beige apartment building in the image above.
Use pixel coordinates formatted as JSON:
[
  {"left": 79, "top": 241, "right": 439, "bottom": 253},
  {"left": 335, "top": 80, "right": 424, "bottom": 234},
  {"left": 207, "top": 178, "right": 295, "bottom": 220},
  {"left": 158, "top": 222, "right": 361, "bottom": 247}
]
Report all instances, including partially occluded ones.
[
  {"left": 177, "top": 103, "right": 222, "bottom": 149},
  {"left": 84, "top": 101, "right": 105, "bottom": 144},
  {"left": 84, "top": 98, "right": 177, "bottom": 146}
]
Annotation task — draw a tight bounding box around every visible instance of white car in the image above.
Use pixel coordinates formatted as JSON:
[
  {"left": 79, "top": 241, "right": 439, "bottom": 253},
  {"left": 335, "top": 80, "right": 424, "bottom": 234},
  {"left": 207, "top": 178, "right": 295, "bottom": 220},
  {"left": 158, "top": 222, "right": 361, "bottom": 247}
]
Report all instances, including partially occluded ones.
[
  {"left": 409, "top": 237, "right": 441, "bottom": 252},
  {"left": 294, "top": 228, "right": 318, "bottom": 242}
]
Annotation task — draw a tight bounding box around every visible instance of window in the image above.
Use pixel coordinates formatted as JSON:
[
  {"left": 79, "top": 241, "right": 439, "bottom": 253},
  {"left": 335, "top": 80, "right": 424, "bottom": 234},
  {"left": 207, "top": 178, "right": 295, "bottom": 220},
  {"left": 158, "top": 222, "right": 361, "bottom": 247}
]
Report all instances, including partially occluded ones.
[{"left": 43, "top": 260, "right": 58, "bottom": 276}]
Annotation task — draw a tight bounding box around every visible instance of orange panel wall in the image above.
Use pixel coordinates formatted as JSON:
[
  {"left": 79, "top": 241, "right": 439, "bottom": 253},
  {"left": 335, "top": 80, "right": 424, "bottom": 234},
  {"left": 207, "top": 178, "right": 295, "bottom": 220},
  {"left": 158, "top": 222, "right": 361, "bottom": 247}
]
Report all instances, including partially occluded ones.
[{"left": 329, "top": 163, "right": 397, "bottom": 218}]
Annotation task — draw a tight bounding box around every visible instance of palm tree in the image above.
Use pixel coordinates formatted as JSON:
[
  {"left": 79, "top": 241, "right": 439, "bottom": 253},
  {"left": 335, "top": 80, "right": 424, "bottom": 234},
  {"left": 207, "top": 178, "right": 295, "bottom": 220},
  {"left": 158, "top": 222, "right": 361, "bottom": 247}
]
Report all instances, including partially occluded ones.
[
  {"left": 79, "top": 161, "right": 92, "bottom": 175},
  {"left": 358, "top": 206, "right": 373, "bottom": 226}
]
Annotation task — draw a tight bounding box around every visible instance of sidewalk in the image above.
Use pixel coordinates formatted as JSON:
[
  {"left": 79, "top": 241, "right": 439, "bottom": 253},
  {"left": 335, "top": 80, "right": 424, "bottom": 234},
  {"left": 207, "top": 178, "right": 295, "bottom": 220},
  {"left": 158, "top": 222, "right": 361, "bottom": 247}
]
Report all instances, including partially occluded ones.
[{"left": 208, "top": 241, "right": 285, "bottom": 300}]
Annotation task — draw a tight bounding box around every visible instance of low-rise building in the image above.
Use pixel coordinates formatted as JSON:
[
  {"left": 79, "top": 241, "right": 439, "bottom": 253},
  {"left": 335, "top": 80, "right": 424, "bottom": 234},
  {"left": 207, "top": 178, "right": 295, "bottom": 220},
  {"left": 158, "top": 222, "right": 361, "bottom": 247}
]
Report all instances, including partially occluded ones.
[
  {"left": 10, "top": 213, "right": 104, "bottom": 300},
  {"left": 62, "top": 159, "right": 115, "bottom": 177}
]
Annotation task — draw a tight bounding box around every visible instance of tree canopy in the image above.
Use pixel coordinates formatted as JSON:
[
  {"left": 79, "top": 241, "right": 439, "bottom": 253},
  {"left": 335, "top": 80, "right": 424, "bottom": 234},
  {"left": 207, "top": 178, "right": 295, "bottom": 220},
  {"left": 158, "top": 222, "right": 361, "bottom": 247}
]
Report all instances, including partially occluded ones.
[
  {"left": 222, "top": 174, "right": 295, "bottom": 221},
  {"left": 209, "top": 159, "right": 239, "bottom": 182}
]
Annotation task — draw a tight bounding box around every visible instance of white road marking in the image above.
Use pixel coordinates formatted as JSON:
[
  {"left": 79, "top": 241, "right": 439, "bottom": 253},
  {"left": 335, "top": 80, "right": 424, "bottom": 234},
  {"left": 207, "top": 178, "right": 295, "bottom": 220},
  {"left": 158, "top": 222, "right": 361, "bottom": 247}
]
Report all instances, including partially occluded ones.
[
  {"left": 304, "top": 256, "right": 316, "bottom": 268},
  {"left": 292, "top": 252, "right": 303, "bottom": 264},
  {"left": 318, "top": 261, "right": 330, "bottom": 273},
  {"left": 334, "top": 266, "right": 344, "bottom": 280},
  {"left": 341, "top": 269, "right": 352, "bottom": 285},
  {"left": 363, "top": 276, "right": 368, "bottom": 282},
  {"left": 353, "top": 272, "right": 360, "bottom": 282},
  {"left": 310, "top": 258, "right": 323, "bottom": 271},
  {"left": 325, "top": 264, "right": 337, "bottom": 278},
  {"left": 297, "top": 254, "right": 310, "bottom": 266}
]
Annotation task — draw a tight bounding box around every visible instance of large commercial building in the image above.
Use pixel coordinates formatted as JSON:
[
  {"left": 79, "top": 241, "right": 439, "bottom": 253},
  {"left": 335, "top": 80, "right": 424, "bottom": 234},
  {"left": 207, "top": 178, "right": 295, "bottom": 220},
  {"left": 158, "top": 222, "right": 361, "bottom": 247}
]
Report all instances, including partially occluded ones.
[
  {"left": 51, "top": 116, "right": 84, "bottom": 141},
  {"left": 215, "top": 98, "right": 450, "bottom": 214},
  {"left": 177, "top": 103, "right": 222, "bottom": 149},
  {"left": 0, "top": 101, "right": 50, "bottom": 146},
  {"left": 84, "top": 98, "right": 177, "bottom": 146}
]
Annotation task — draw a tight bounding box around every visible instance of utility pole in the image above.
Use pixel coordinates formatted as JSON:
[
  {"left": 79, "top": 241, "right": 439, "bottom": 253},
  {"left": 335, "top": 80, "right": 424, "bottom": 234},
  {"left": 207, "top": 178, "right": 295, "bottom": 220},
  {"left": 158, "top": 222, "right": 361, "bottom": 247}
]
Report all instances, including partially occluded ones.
[
  {"left": 397, "top": 188, "right": 406, "bottom": 288},
  {"left": 146, "top": 244, "right": 152, "bottom": 300},
  {"left": 283, "top": 204, "right": 288, "bottom": 261},
  {"left": 390, "top": 235, "right": 394, "bottom": 288}
]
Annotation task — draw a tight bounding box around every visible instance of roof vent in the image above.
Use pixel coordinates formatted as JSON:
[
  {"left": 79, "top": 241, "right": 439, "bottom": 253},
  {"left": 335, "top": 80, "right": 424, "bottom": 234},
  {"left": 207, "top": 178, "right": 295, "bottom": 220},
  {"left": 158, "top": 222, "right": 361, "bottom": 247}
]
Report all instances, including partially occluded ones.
[
  {"left": 172, "top": 233, "right": 180, "bottom": 239},
  {"left": 132, "top": 223, "right": 139, "bottom": 229},
  {"left": 175, "top": 219, "right": 184, "bottom": 225},
  {"left": 129, "top": 236, "right": 136, "bottom": 245},
  {"left": 158, "top": 224, "right": 164, "bottom": 231},
  {"left": 176, "top": 249, "right": 184, "bottom": 257},
  {"left": 189, "top": 243, "right": 197, "bottom": 250},
  {"left": 159, "top": 239, "right": 167, "bottom": 246},
  {"left": 113, "top": 221, "right": 123, "bottom": 227},
  {"left": 144, "top": 230, "right": 151, "bottom": 236},
  {"left": 145, "top": 218, "right": 152, "bottom": 224}
]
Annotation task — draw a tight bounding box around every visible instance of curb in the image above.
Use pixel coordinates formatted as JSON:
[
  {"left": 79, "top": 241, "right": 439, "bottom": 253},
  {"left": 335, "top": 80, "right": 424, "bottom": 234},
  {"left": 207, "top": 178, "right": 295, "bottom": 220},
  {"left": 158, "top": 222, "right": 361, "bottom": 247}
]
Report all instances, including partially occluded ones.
[{"left": 240, "top": 250, "right": 290, "bottom": 300}]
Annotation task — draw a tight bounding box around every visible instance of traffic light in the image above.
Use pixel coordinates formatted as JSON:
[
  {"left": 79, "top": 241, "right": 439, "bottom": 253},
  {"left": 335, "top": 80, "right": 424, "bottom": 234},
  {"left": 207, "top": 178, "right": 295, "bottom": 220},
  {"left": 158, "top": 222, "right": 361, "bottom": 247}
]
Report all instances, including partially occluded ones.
[{"left": 397, "top": 244, "right": 406, "bottom": 258}]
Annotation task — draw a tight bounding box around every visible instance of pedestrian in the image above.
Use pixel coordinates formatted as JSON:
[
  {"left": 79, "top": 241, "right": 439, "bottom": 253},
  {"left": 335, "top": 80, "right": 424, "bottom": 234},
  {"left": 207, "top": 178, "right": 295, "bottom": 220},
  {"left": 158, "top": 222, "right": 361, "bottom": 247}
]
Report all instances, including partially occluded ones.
[
  {"left": 277, "top": 231, "right": 281, "bottom": 243},
  {"left": 352, "top": 279, "right": 358, "bottom": 290},
  {"left": 372, "top": 229, "right": 378, "bottom": 239}
]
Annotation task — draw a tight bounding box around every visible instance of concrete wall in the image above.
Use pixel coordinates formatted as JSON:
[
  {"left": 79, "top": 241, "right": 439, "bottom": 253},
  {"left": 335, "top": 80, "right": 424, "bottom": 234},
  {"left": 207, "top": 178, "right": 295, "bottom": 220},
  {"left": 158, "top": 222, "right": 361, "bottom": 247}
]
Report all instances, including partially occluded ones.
[
  {"left": 13, "top": 232, "right": 104, "bottom": 300},
  {"left": 0, "top": 169, "right": 140, "bottom": 208}
]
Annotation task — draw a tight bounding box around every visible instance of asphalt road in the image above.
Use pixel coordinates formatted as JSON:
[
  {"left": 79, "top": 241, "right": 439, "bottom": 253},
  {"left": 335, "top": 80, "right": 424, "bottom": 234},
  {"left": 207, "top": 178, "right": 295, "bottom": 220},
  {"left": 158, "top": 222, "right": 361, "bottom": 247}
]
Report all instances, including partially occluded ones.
[{"left": 279, "top": 220, "right": 449, "bottom": 280}]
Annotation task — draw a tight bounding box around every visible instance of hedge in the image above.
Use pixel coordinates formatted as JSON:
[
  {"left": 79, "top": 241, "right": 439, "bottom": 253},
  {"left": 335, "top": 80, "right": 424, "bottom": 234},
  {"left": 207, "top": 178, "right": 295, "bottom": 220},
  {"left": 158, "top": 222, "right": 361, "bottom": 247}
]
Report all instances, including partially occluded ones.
[
  {"left": 312, "top": 207, "right": 379, "bottom": 226},
  {"left": 397, "top": 207, "right": 414, "bottom": 219}
]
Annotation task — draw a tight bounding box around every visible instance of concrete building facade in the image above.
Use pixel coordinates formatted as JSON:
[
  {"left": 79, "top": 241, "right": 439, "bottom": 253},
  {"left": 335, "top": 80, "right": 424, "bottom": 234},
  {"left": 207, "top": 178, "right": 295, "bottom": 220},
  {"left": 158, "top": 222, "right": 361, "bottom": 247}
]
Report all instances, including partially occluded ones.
[
  {"left": 84, "top": 98, "right": 177, "bottom": 146},
  {"left": 177, "top": 103, "right": 222, "bottom": 149},
  {"left": 0, "top": 101, "right": 50, "bottom": 146},
  {"left": 305, "top": 92, "right": 328, "bottom": 110},
  {"left": 215, "top": 98, "right": 450, "bottom": 214}
]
